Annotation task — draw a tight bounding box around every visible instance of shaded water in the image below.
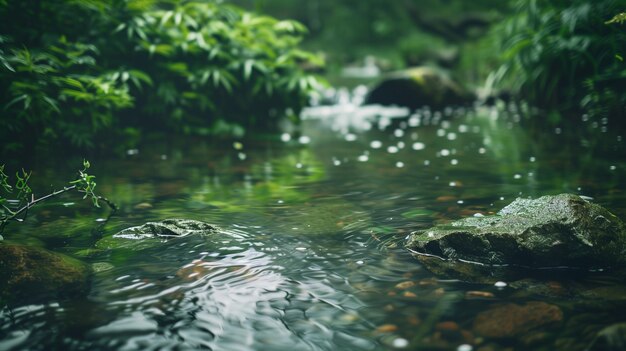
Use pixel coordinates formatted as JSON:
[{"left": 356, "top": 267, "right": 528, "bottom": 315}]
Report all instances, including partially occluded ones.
[{"left": 1, "top": 101, "right": 625, "bottom": 350}]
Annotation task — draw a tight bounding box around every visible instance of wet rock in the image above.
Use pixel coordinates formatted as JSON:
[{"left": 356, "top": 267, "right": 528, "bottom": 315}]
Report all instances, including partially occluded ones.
[
  {"left": 0, "top": 243, "right": 90, "bottom": 304},
  {"left": 473, "top": 301, "right": 563, "bottom": 338},
  {"left": 365, "top": 66, "right": 473, "bottom": 110},
  {"left": 96, "top": 219, "right": 218, "bottom": 251},
  {"left": 587, "top": 323, "right": 626, "bottom": 351},
  {"left": 407, "top": 194, "right": 626, "bottom": 270}
]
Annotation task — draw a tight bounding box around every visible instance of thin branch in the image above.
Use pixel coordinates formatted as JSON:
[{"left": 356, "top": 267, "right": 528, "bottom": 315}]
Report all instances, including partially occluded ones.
[{"left": 5, "top": 185, "right": 77, "bottom": 222}]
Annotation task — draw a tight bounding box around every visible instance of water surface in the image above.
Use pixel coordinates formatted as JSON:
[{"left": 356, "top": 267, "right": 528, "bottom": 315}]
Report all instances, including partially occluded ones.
[{"left": 1, "top": 101, "right": 625, "bottom": 351}]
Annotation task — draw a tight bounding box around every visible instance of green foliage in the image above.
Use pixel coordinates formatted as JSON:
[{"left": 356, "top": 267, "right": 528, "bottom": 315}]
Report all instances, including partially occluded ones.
[
  {"left": 606, "top": 12, "right": 626, "bottom": 24},
  {"left": 492, "top": 0, "right": 626, "bottom": 119},
  {"left": 0, "top": 160, "right": 110, "bottom": 233},
  {"left": 0, "top": 0, "right": 323, "bottom": 150}
]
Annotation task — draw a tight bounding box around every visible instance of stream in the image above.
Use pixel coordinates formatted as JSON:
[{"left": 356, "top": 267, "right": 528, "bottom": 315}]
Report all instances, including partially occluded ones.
[{"left": 1, "top": 95, "right": 625, "bottom": 350}]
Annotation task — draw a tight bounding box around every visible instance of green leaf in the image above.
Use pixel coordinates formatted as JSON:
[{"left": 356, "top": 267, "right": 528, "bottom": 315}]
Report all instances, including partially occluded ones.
[
  {"left": 42, "top": 96, "right": 61, "bottom": 113},
  {"left": 244, "top": 59, "right": 253, "bottom": 80},
  {"left": 4, "top": 94, "right": 27, "bottom": 110}
]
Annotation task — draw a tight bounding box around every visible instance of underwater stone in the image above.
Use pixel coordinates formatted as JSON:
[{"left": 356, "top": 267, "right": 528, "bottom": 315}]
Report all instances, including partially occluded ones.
[
  {"left": 0, "top": 243, "right": 90, "bottom": 304},
  {"left": 406, "top": 194, "right": 626, "bottom": 269},
  {"left": 473, "top": 301, "right": 563, "bottom": 338},
  {"left": 587, "top": 323, "right": 626, "bottom": 351}
]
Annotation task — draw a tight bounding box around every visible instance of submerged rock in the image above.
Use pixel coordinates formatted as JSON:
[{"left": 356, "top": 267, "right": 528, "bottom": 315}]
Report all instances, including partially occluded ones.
[
  {"left": 407, "top": 194, "right": 626, "bottom": 270},
  {"left": 587, "top": 323, "right": 626, "bottom": 351},
  {"left": 96, "top": 219, "right": 218, "bottom": 251},
  {"left": 365, "top": 66, "right": 473, "bottom": 110},
  {"left": 473, "top": 302, "right": 563, "bottom": 338},
  {"left": 0, "top": 243, "right": 90, "bottom": 304}
]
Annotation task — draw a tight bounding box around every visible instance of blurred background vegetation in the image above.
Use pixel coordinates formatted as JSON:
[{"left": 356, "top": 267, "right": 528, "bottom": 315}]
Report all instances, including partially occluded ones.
[{"left": 1, "top": 0, "right": 625, "bottom": 154}]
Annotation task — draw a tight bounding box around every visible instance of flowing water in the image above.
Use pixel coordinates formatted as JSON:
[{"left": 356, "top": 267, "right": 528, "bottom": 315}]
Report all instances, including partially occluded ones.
[{"left": 1, "top": 98, "right": 625, "bottom": 351}]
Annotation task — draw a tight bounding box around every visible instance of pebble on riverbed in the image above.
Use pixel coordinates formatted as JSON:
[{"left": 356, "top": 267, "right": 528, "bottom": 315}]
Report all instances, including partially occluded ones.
[{"left": 473, "top": 301, "right": 563, "bottom": 338}]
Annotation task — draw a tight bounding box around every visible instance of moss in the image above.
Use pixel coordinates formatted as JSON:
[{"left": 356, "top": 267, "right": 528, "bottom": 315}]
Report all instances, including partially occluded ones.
[
  {"left": 0, "top": 243, "right": 90, "bottom": 305},
  {"left": 407, "top": 194, "right": 626, "bottom": 268}
]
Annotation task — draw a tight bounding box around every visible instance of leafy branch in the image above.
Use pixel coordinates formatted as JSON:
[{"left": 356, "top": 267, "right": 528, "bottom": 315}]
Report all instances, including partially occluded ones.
[
  {"left": 606, "top": 13, "right": 626, "bottom": 25},
  {"left": 0, "top": 160, "right": 116, "bottom": 233}
]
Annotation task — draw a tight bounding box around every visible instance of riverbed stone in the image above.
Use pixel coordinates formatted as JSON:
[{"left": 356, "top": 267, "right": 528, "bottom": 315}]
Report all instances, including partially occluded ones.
[
  {"left": 0, "top": 243, "right": 90, "bottom": 304},
  {"left": 587, "top": 323, "right": 626, "bottom": 351},
  {"left": 365, "top": 66, "right": 473, "bottom": 109},
  {"left": 473, "top": 301, "right": 563, "bottom": 338},
  {"left": 96, "top": 219, "right": 219, "bottom": 251},
  {"left": 406, "top": 194, "right": 626, "bottom": 269}
]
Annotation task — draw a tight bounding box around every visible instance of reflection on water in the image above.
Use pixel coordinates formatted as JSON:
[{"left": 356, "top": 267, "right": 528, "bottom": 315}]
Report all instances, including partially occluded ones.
[{"left": 1, "top": 100, "right": 625, "bottom": 350}]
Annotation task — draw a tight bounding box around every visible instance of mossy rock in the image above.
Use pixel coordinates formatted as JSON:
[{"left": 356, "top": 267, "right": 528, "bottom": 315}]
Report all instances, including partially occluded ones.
[
  {"left": 96, "top": 219, "right": 219, "bottom": 251},
  {"left": 407, "top": 194, "right": 626, "bottom": 273},
  {"left": 0, "top": 243, "right": 90, "bottom": 305},
  {"left": 365, "top": 66, "right": 474, "bottom": 110}
]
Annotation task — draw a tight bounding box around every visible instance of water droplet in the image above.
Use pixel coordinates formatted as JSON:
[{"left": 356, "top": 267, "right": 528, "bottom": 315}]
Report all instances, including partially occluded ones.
[
  {"left": 447, "top": 132, "right": 457, "bottom": 140},
  {"left": 126, "top": 149, "right": 139, "bottom": 156},
  {"left": 423, "top": 160, "right": 430, "bottom": 166},
  {"left": 473, "top": 213, "right": 484, "bottom": 217},
  {"left": 494, "top": 281, "right": 507, "bottom": 288},
  {"left": 237, "top": 152, "right": 246, "bottom": 160},
  {"left": 160, "top": 154, "right": 167, "bottom": 160},
  {"left": 345, "top": 133, "right": 357, "bottom": 141},
  {"left": 397, "top": 141, "right": 405, "bottom": 149},
  {"left": 387, "top": 146, "right": 399, "bottom": 154},
  {"left": 457, "top": 200, "right": 464, "bottom": 204},
  {"left": 529, "top": 156, "right": 536, "bottom": 162},
  {"left": 412, "top": 142, "right": 425, "bottom": 150},
  {"left": 499, "top": 196, "right": 505, "bottom": 201},
  {"left": 396, "top": 162, "right": 404, "bottom": 168},
  {"left": 295, "top": 247, "right": 306, "bottom": 251},
  {"left": 478, "top": 147, "right": 486, "bottom": 154},
  {"left": 281, "top": 133, "right": 291, "bottom": 142},
  {"left": 392, "top": 338, "right": 409, "bottom": 348},
  {"left": 298, "top": 135, "right": 311, "bottom": 144},
  {"left": 514, "top": 174, "right": 522, "bottom": 179},
  {"left": 296, "top": 163, "right": 303, "bottom": 169},
  {"left": 554, "top": 128, "right": 562, "bottom": 134},
  {"left": 233, "top": 141, "right": 243, "bottom": 150},
  {"left": 394, "top": 129, "right": 404, "bottom": 138},
  {"left": 450, "top": 159, "right": 458, "bottom": 165},
  {"left": 436, "top": 129, "right": 446, "bottom": 137},
  {"left": 358, "top": 155, "right": 369, "bottom": 162},
  {"left": 356, "top": 260, "right": 364, "bottom": 265},
  {"left": 449, "top": 181, "right": 457, "bottom": 187},
  {"left": 610, "top": 165, "right": 616, "bottom": 170},
  {"left": 277, "top": 200, "right": 284, "bottom": 204},
  {"left": 440, "top": 149, "right": 450, "bottom": 157},
  {"left": 370, "top": 140, "right": 383, "bottom": 149},
  {"left": 333, "top": 159, "right": 342, "bottom": 166},
  {"left": 457, "top": 344, "right": 473, "bottom": 351}
]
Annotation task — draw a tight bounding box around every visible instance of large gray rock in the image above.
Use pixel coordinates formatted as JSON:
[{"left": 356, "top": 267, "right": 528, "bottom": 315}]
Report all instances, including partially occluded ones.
[
  {"left": 365, "top": 66, "right": 473, "bottom": 110},
  {"left": 407, "top": 194, "right": 626, "bottom": 269},
  {"left": 96, "top": 219, "right": 218, "bottom": 251}
]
